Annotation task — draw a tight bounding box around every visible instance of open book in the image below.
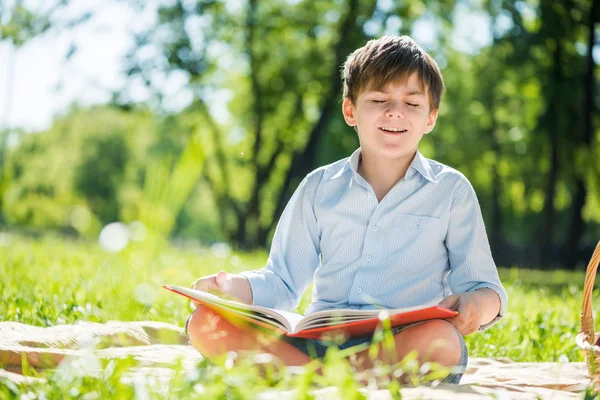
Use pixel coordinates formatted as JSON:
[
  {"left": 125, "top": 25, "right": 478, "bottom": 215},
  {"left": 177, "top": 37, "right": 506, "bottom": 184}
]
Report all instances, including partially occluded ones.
[{"left": 164, "top": 285, "right": 458, "bottom": 340}]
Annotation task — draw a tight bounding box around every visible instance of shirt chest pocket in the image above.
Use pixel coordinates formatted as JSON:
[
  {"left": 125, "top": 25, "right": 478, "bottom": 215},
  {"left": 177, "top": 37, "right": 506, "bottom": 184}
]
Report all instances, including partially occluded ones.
[
  {"left": 395, "top": 213, "right": 438, "bottom": 229},
  {"left": 393, "top": 213, "right": 441, "bottom": 230},
  {"left": 386, "top": 213, "right": 445, "bottom": 260}
]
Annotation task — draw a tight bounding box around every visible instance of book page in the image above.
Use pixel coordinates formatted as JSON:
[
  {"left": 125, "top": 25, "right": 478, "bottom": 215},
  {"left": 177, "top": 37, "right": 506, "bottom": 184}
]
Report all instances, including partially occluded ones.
[
  {"left": 164, "top": 285, "right": 305, "bottom": 333},
  {"left": 268, "top": 309, "right": 305, "bottom": 333},
  {"left": 295, "top": 304, "right": 440, "bottom": 332}
]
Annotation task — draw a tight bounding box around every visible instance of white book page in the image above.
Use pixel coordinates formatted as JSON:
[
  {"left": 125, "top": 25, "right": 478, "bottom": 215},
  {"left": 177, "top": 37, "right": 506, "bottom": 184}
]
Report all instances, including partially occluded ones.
[
  {"left": 268, "top": 310, "right": 306, "bottom": 333},
  {"left": 296, "top": 304, "right": 434, "bottom": 332},
  {"left": 299, "top": 316, "right": 372, "bottom": 330},
  {"left": 165, "top": 285, "right": 305, "bottom": 333}
]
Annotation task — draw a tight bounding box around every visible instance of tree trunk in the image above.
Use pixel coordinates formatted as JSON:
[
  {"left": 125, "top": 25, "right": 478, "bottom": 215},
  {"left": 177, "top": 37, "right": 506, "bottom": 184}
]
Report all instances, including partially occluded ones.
[
  {"left": 490, "top": 132, "right": 503, "bottom": 258},
  {"left": 538, "top": 38, "right": 563, "bottom": 270},
  {"left": 484, "top": 79, "right": 503, "bottom": 258},
  {"left": 231, "top": 0, "right": 264, "bottom": 249},
  {"left": 566, "top": 180, "right": 587, "bottom": 267},
  {"left": 539, "top": 130, "right": 558, "bottom": 269}
]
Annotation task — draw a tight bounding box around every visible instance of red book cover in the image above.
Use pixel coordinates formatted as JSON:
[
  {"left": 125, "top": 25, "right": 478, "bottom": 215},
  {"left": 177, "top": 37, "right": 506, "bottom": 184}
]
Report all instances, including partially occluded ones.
[{"left": 164, "top": 285, "right": 458, "bottom": 340}]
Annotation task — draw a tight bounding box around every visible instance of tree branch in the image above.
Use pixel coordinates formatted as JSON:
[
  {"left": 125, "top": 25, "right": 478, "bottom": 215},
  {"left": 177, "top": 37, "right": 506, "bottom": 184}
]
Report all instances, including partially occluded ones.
[
  {"left": 195, "top": 98, "right": 242, "bottom": 219},
  {"left": 246, "top": 0, "right": 264, "bottom": 164}
]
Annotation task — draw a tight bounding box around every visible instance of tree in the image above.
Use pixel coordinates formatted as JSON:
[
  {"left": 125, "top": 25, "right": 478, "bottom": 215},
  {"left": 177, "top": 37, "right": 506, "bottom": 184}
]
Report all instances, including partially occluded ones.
[
  {"left": 467, "top": 0, "right": 600, "bottom": 268},
  {"left": 565, "top": 0, "right": 599, "bottom": 268}
]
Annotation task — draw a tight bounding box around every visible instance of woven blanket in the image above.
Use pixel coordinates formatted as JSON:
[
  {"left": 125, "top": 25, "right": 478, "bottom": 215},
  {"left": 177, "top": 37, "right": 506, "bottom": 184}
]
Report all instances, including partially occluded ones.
[{"left": 0, "top": 321, "right": 589, "bottom": 399}]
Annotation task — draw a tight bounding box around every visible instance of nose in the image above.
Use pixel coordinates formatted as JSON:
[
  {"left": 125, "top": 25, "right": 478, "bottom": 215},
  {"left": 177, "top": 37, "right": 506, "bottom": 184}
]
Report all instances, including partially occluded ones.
[{"left": 385, "top": 104, "right": 405, "bottom": 119}]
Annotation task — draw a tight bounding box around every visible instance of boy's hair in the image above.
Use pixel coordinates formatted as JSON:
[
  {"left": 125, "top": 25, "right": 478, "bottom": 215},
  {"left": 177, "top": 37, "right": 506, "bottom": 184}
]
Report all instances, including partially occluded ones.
[{"left": 342, "top": 35, "right": 445, "bottom": 111}]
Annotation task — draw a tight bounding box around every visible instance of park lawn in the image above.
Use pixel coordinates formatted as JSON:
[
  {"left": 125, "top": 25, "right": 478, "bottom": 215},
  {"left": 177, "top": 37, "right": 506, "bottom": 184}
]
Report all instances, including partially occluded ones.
[{"left": 1, "top": 232, "right": 598, "bottom": 398}]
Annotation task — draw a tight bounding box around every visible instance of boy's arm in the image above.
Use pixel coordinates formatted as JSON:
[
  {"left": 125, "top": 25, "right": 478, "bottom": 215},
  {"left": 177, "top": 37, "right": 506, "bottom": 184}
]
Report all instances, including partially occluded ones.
[
  {"left": 443, "top": 176, "right": 508, "bottom": 331},
  {"left": 239, "top": 175, "right": 321, "bottom": 311}
]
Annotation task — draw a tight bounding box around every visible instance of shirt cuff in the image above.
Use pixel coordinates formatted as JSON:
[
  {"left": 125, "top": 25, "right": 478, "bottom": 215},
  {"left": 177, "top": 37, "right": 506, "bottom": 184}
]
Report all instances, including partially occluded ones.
[
  {"left": 466, "top": 283, "right": 508, "bottom": 331},
  {"left": 238, "top": 270, "right": 277, "bottom": 309}
]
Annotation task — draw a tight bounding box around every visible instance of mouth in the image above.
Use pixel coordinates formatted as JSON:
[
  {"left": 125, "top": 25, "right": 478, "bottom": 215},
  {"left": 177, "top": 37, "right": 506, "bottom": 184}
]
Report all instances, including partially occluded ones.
[{"left": 379, "top": 127, "right": 408, "bottom": 135}]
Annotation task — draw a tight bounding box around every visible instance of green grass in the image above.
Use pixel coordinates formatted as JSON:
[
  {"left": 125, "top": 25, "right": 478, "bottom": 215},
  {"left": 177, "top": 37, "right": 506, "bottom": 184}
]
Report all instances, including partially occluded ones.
[{"left": 1, "top": 232, "right": 599, "bottom": 398}]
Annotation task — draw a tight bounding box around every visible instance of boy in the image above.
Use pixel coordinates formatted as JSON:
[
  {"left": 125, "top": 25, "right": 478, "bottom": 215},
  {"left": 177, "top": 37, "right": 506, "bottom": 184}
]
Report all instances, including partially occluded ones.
[{"left": 186, "top": 35, "right": 507, "bottom": 384}]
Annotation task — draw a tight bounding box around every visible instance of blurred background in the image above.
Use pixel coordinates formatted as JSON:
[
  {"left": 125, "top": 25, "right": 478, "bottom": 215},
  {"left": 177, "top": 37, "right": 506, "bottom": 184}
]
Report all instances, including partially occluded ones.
[{"left": 0, "top": 0, "right": 598, "bottom": 270}]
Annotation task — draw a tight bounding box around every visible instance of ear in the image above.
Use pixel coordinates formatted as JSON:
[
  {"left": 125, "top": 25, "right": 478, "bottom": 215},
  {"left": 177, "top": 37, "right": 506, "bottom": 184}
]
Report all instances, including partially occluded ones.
[
  {"left": 424, "top": 108, "right": 438, "bottom": 134},
  {"left": 342, "top": 97, "right": 357, "bottom": 126}
]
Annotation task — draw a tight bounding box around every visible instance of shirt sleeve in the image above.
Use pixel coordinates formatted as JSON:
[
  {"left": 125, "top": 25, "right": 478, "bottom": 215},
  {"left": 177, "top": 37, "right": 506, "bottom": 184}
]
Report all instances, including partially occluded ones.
[
  {"left": 445, "top": 176, "right": 508, "bottom": 331},
  {"left": 239, "top": 174, "right": 321, "bottom": 311}
]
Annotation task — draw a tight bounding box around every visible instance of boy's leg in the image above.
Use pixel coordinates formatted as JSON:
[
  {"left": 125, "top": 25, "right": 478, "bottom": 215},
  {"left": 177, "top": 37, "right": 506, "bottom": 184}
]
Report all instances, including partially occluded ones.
[
  {"left": 349, "top": 319, "right": 463, "bottom": 374},
  {"left": 188, "top": 311, "right": 465, "bottom": 382},
  {"left": 186, "top": 306, "right": 314, "bottom": 366}
]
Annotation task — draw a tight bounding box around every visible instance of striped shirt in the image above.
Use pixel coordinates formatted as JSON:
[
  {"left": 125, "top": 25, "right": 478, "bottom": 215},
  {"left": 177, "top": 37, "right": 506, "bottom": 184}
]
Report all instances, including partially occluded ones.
[{"left": 241, "top": 148, "right": 507, "bottom": 330}]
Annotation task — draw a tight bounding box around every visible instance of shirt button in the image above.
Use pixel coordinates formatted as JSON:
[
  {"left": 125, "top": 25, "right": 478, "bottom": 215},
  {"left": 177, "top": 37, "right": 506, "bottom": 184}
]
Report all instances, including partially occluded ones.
[
  {"left": 367, "top": 192, "right": 374, "bottom": 198},
  {"left": 356, "top": 288, "right": 362, "bottom": 293},
  {"left": 416, "top": 218, "right": 422, "bottom": 226},
  {"left": 372, "top": 225, "right": 378, "bottom": 231},
  {"left": 366, "top": 255, "right": 372, "bottom": 262}
]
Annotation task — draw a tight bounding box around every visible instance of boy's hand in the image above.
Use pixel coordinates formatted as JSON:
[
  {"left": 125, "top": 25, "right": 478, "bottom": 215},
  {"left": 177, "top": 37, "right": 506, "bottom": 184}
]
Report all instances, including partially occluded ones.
[
  {"left": 190, "top": 271, "right": 253, "bottom": 308},
  {"left": 438, "top": 288, "right": 501, "bottom": 336},
  {"left": 191, "top": 270, "right": 232, "bottom": 293},
  {"left": 438, "top": 292, "right": 483, "bottom": 336}
]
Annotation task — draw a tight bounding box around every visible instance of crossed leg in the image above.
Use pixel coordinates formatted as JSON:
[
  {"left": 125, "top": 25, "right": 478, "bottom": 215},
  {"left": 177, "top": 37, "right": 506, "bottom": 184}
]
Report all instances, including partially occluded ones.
[{"left": 186, "top": 306, "right": 462, "bottom": 377}]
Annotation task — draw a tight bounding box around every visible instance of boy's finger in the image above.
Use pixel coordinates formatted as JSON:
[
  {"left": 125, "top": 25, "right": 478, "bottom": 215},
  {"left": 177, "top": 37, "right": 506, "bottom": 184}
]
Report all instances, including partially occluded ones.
[
  {"left": 208, "top": 275, "right": 221, "bottom": 291},
  {"left": 445, "top": 317, "right": 462, "bottom": 333},
  {"left": 464, "top": 321, "right": 479, "bottom": 335},
  {"left": 191, "top": 276, "right": 217, "bottom": 292},
  {"left": 216, "top": 270, "right": 232, "bottom": 292},
  {"left": 448, "top": 318, "right": 466, "bottom": 335},
  {"left": 451, "top": 309, "right": 471, "bottom": 334},
  {"left": 438, "top": 294, "right": 459, "bottom": 310}
]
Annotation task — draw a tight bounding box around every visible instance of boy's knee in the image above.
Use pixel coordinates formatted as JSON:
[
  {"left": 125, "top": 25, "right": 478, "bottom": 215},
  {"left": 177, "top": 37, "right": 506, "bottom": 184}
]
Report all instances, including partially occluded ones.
[
  {"left": 186, "top": 306, "right": 228, "bottom": 351},
  {"left": 423, "top": 320, "right": 462, "bottom": 366},
  {"left": 401, "top": 319, "right": 462, "bottom": 367},
  {"left": 187, "top": 307, "right": 266, "bottom": 359}
]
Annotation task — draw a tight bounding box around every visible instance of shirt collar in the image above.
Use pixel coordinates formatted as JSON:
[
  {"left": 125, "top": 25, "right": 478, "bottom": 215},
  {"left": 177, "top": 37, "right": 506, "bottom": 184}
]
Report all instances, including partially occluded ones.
[
  {"left": 337, "top": 148, "right": 437, "bottom": 183},
  {"left": 349, "top": 147, "right": 362, "bottom": 174},
  {"left": 412, "top": 151, "right": 438, "bottom": 183}
]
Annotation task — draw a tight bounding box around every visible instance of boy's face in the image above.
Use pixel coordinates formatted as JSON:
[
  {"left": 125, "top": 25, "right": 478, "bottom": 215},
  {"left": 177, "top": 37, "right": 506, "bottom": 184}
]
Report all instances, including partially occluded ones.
[{"left": 342, "top": 72, "right": 438, "bottom": 162}]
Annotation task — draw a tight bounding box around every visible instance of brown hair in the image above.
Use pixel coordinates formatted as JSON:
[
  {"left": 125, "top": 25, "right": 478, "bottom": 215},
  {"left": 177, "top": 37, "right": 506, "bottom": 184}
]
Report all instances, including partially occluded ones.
[{"left": 342, "top": 35, "right": 445, "bottom": 110}]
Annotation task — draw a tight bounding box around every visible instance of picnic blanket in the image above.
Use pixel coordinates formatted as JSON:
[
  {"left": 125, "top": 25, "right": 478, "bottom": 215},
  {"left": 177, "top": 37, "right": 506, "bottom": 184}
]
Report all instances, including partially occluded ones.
[{"left": 0, "top": 321, "right": 590, "bottom": 399}]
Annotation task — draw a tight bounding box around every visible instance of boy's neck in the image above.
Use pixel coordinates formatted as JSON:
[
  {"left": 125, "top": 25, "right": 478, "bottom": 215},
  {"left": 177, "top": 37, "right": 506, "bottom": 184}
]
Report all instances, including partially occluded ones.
[{"left": 357, "top": 149, "right": 417, "bottom": 202}]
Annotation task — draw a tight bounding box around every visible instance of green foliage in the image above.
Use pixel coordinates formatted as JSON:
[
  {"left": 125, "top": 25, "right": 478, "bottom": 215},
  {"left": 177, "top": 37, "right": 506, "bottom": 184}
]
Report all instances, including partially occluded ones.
[
  {"left": 74, "top": 133, "right": 129, "bottom": 223},
  {"left": 2, "top": 105, "right": 215, "bottom": 241},
  {"left": 0, "top": 4, "right": 50, "bottom": 46},
  {"left": 3, "top": 106, "right": 153, "bottom": 233},
  {"left": 137, "top": 130, "right": 205, "bottom": 238}
]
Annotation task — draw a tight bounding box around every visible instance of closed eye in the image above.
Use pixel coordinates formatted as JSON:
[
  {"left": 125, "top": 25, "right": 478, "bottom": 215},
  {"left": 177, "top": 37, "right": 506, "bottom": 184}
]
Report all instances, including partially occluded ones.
[
  {"left": 406, "top": 103, "right": 419, "bottom": 107},
  {"left": 372, "top": 100, "right": 386, "bottom": 103}
]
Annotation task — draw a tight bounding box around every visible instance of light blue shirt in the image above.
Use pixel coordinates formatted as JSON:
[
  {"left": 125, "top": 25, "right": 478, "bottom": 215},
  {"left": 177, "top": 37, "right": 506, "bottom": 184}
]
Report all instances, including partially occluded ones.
[{"left": 241, "top": 148, "right": 508, "bottom": 330}]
